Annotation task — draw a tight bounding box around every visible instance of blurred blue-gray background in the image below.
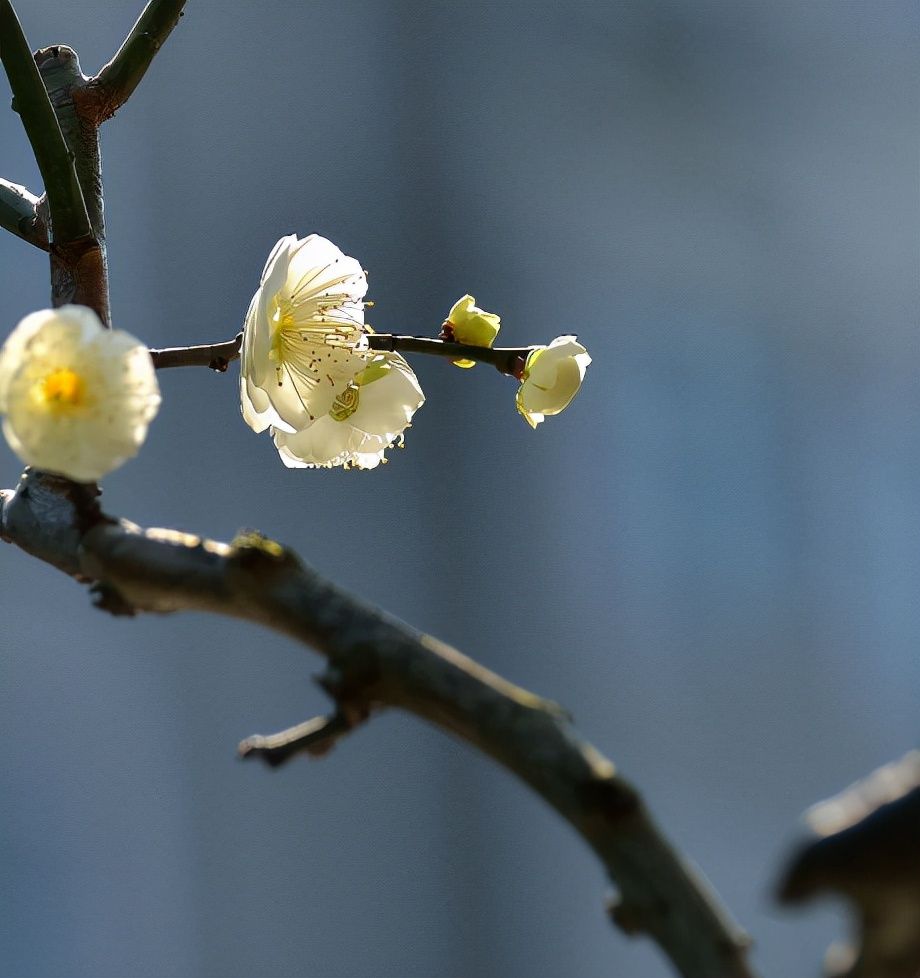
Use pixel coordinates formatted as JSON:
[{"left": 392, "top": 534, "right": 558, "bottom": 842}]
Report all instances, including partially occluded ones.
[{"left": 1, "top": 2, "right": 917, "bottom": 975}]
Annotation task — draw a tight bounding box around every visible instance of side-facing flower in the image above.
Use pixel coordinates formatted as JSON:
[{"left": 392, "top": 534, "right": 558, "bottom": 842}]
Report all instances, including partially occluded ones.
[
  {"left": 442, "top": 294, "right": 501, "bottom": 368},
  {"left": 272, "top": 352, "right": 424, "bottom": 470},
  {"left": 0, "top": 305, "right": 160, "bottom": 481},
  {"left": 240, "top": 234, "right": 371, "bottom": 435},
  {"left": 515, "top": 335, "right": 591, "bottom": 429}
]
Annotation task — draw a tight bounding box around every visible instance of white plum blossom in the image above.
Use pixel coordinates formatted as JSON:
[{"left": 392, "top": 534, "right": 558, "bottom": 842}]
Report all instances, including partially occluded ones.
[
  {"left": 240, "top": 233, "right": 425, "bottom": 470},
  {"left": 273, "top": 352, "right": 424, "bottom": 470},
  {"left": 0, "top": 305, "right": 160, "bottom": 481},
  {"left": 240, "top": 233, "right": 372, "bottom": 435},
  {"left": 515, "top": 335, "right": 591, "bottom": 429}
]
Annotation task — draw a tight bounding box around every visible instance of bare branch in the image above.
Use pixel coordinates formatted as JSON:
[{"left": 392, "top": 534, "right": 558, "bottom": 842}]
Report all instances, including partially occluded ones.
[
  {"left": 0, "top": 470, "right": 756, "bottom": 978},
  {"left": 0, "top": 2, "right": 91, "bottom": 242},
  {"left": 148, "top": 331, "right": 533, "bottom": 375},
  {"left": 86, "top": 0, "right": 187, "bottom": 122},
  {"left": 0, "top": 178, "right": 47, "bottom": 248}
]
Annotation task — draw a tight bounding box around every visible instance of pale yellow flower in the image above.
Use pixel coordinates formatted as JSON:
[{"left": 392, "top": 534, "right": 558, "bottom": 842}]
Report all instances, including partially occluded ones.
[
  {"left": 240, "top": 234, "right": 371, "bottom": 435},
  {"left": 0, "top": 305, "right": 160, "bottom": 481},
  {"left": 444, "top": 294, "right": 501, "bottom": 368},
  {"left": 515, "top": 335, "right": 591, "bottom": 428},
  {"left": 273, "top": 353, "right": 424, "bottom": 470}
]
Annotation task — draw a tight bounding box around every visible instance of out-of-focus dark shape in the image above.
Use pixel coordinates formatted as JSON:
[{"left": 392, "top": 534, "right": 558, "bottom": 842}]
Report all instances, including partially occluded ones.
[{"left": 778, "top": 751, "right": 920, "bottom": 978}]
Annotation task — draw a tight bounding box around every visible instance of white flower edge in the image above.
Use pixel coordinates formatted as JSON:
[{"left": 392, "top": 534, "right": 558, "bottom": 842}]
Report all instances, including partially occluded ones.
[
  {"left": 516, "top": 335, "right": 591, "bottom": 429},
  {"left": 0, "top": 305, "right": 160, "bottom": 482},
  {"left": 240, "top": 233, "right": 370, "bottom": 437},
  {"left": 272, "top": 352, "right": 424, "bottom": 470}
]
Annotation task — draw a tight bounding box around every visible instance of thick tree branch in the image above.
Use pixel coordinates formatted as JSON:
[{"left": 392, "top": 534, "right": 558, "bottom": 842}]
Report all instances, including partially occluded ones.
[
  {"left": 0, "top": 470, "right": 756, "bottom": 978},
  {"left": 148, "top": 331, "right": 533, "bottom": 375},
  {"left": 0, "top": 2, "right": 91, "bottom": 243},
  {"left": 34, "top": 45, "right": 110, "bottom": 321},
  {"left": 0, "top": 178, "right": 47, "bottom": 248},
  {"left": 778, "top": 751, "right": 920, "bottom": 978},
  {"left": 84, "top": 0, "right": 187, "bottom": 123}
]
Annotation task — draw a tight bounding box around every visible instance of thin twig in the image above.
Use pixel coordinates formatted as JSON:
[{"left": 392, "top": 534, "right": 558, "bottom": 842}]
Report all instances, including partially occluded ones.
[
  {"left": 368, "top": 334, "right": 532, "bottom": 376},
  {"left": 0, "top": 1, "right": 91, "bottom": 242},
  {"left": 239, "top": 712, "right": 356, "bottom": 766},
  {"left": 149, "top": 332, "right": 243, "bottom": 370},
  {"left": 0, "top": 471, "right": 757, "bottom": 978},
  {"left": 86, "top": 0, "right": 187, "bottom": 122},
  {"left": 0, "top": 178, "right": 47, "bottom": 248},
  {"left": 148, "top": 331, "right": 533, "bottom": 375}
]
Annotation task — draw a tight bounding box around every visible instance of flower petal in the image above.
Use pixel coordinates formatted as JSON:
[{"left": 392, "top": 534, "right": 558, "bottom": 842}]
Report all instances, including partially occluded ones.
[
  {"left": 516, "top": 336, "right": 590, "bottom": 427},
  {"left": 348, "top": 355, "right": 424, "bottom": 436}
]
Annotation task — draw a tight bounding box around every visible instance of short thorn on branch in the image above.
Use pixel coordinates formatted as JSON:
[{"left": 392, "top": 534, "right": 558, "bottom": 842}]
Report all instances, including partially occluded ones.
[{"left": 238, "top": 711, "right": 358, "bottom": 767}]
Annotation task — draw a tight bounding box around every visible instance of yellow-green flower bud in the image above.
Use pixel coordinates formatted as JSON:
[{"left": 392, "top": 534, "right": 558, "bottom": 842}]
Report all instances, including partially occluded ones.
[{"left": 445, "top": 294, "right": 501, "bottom": 368}]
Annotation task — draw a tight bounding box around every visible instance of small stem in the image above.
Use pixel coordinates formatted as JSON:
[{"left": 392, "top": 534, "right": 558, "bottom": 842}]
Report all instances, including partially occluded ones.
[
  {"left": 368, "top": 334, "right": 532, "bottom": 376},
  {"left": 0, "top": 1, "right": 91, "bottom": 242},
  {"left": 149, "top": 332, "right": 243, "bottom": 371},
  {"left": 149, "top": 331, "right": 533, "bottom": 376},
  {"left": 87, "top": 0, "right": 188, "bottom": 122},
  {"left": 238, "top": 712, "right": 354, "bottom": 767},
  {"left": 0, "top": 178, "right": 47, "bottom": 248}
]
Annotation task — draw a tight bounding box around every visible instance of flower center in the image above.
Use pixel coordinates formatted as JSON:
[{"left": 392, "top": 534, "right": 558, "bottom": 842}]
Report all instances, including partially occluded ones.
[{"left": 37, "top": 368, "right": 85, "bottom": 412}]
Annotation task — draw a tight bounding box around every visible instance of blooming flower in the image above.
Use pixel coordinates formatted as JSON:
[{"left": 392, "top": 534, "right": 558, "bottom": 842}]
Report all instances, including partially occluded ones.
[
  {"left": 443, "top": 294, "right": 501, "bottom": 368},
  {"left": 272, "top": 352, "right": 424, "bottom": 469},
  {"left": 240, "top": 234, "right": 372, "bottom": 435},
  {"left": 0, "top": 305, "right": 160, "bottom": 481},
  {"left": 515, "top": 335, "right": 591, "bottom": 428},
  {"left": 241, "top": 233, "right": 426, "bottom": 470}
]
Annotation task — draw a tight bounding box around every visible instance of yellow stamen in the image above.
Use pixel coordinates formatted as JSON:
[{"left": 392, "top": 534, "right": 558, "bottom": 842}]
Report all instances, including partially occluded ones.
[{"left": 37, "top": 368, "right": 85, "bottom": 411}]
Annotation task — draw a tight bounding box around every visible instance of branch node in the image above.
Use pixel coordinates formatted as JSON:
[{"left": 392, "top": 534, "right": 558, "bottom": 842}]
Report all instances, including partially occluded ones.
[
  {"left": 89, "top": 581, "right": 136, "bottom": 617},
  {"left": 606, "top": 894, "right": 647, "bottom": 936},
  {"left": 579, "top": 776, "right": 642, "bottom": 823},
  {"left": 230, "top": 528, "right": 301, "bottom": 572}
]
